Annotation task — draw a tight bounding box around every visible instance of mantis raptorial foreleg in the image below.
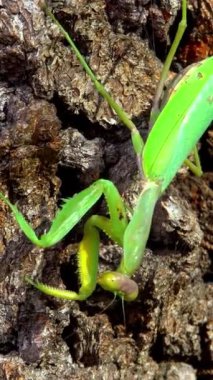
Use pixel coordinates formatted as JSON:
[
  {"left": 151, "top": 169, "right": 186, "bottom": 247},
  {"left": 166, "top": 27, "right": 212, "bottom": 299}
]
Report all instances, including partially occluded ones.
[
  {"left": 0, "top": 180, "right": 137, "bottom": 301},
  {"left": 0, "top": 180, "right": 127, "bottom": 248}
]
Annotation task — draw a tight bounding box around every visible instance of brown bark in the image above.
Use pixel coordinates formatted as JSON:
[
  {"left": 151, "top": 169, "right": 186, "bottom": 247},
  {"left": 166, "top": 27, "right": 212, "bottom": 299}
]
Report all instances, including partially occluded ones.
[{"left": 0, "top": 1, "right": 212, "bottom": 379}]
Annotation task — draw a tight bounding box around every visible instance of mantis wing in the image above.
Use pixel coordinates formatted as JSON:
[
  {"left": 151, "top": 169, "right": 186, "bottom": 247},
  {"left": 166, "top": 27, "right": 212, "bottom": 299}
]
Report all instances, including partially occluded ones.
[{"left": 143, "top": 56, "right": 213, "bottom": 192}]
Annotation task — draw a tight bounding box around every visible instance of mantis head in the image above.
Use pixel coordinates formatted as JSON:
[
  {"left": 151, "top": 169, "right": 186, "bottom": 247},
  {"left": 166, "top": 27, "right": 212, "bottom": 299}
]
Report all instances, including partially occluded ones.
[{"left": 97, "top": 272, "right": 139, "bottom": 302}]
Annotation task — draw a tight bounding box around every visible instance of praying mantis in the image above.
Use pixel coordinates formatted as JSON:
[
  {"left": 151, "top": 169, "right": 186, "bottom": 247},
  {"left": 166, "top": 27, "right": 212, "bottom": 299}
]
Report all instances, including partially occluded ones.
[{"left": 0, "top": 1, "right": 212, "bottom": 302}]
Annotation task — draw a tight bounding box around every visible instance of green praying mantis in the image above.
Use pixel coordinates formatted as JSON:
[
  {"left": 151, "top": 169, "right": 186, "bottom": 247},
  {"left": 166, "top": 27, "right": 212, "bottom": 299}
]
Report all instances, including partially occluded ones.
[{"left": 0, "top": 1, "right": 212, "bottom": 302}]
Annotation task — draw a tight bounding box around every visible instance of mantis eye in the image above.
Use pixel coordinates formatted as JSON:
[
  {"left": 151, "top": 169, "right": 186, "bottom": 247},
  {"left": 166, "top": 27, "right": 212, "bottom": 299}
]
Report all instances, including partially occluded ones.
[{"left": 97, "top": 272, "right": 138, "bottom": 302}]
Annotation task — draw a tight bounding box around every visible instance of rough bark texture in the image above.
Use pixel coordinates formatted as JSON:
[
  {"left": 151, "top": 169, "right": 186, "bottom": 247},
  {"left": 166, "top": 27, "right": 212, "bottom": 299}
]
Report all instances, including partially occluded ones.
[{"left": 0, "top": 1, "right": 212, "bottom": 379}]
